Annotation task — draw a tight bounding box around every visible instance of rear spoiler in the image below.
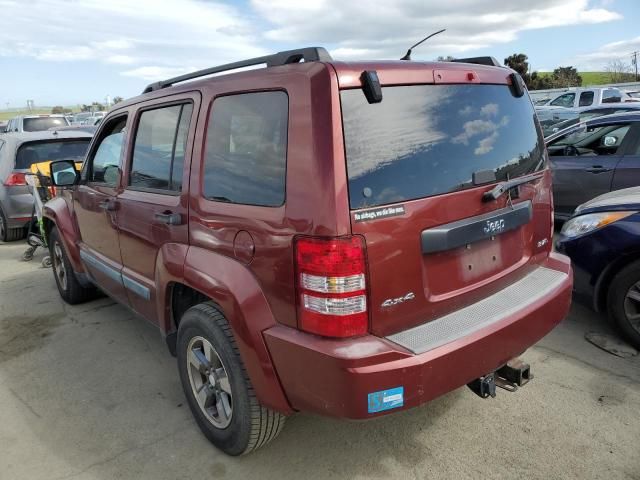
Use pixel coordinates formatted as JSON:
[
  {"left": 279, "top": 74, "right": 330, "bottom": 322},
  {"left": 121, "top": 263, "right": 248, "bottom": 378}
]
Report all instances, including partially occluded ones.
[{"left": 451, "top": 56, "right": 501, "bottom": 67}]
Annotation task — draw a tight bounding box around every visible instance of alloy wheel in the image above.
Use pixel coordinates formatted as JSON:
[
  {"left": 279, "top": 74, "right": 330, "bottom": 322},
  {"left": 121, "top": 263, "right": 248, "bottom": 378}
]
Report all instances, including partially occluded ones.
[
  {"left": 623, "top": 281, "right": 640, "bottom": 333},
  {"left": 186, "top": 336, "right": 233, "bottom": 428},
  {"left": 52, "top": 242, "right": 67, "bottom": 290}
]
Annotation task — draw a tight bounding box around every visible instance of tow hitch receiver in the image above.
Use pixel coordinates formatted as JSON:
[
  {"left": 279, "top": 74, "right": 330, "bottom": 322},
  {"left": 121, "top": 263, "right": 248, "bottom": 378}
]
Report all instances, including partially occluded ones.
[
  {"left": 467, "top": 358, "right": 532, "bottom": 399},
  {"left": 497, "top": 358, "right": 532, "bottom": 387}
]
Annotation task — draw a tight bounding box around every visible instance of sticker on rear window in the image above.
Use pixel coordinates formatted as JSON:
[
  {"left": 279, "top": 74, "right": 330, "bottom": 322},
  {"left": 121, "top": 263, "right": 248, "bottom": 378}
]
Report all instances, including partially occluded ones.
[
  {"left": 354, "top": 205, "right": 405, "bottom": 223},
  {"left": 368, "top": 387, "right": 404, "bottom": 413}
]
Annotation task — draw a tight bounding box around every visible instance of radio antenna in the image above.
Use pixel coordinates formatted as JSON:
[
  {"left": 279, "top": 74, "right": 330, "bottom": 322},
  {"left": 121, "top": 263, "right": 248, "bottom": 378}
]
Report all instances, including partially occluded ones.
[{"left": 400, "top": 29, "right": 446, "bottom": 60}]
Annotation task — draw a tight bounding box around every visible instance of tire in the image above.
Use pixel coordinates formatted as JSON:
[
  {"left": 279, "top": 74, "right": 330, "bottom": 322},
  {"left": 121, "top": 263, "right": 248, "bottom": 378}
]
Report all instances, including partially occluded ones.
[
  {"left": 177, "top": 302, "right": 286, "bottom": 455},
  {"left": 49, "top": 227, "right": 95, "bottom": 304},
  {"left": 0, "top": 205, "right": 25, "bottom": 242},
  {"left": 607, "top": 260, "right": 640, "bottom": 350}
]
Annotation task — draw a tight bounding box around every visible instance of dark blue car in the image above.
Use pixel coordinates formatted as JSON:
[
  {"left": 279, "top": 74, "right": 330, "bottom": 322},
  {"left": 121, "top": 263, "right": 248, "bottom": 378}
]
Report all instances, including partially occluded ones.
[{"left": 556, "top": 187, "right": 640, "bottom": 348}]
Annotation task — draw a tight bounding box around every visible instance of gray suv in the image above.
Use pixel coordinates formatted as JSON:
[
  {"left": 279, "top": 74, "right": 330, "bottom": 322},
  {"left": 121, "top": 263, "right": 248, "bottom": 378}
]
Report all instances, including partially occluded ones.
[{"left": 0, "top": 131, "right": 92, "bottom": 241}]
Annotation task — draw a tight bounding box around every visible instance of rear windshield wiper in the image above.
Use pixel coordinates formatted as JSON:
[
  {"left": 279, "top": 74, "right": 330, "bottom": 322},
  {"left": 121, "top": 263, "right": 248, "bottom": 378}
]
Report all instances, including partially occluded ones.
[
  {"left": 209, "top": 196, "right": 233, "bottom": 203},
  {"left": 482, "top": 173, "right": 544, "bottom": 202}
]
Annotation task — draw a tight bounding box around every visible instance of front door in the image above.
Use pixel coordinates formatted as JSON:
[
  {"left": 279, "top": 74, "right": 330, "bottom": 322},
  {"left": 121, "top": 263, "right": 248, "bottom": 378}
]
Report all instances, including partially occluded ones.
[
  {"left": 116, "top": 96, "right": 198, "bottom": 323},
  {"left": 74, "top": 114, "right": 129, "bottom": 304},
  {"left": 549, "top": 122, "right": 633, "bottom": 218}
]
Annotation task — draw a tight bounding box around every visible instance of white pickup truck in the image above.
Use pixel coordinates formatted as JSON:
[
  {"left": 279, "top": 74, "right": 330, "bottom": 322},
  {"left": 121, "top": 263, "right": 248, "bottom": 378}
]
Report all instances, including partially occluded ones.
[{"left": 535, "top": 87, "right": 638, "bottom": 123}]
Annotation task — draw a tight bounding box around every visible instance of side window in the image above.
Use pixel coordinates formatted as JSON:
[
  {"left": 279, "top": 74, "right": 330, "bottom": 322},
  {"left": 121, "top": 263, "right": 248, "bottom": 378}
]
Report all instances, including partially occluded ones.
[
  {"left": 602, "top": 90, "right": 622, "bottom": 104},
  {"left": 550, "top": 93, "right": 575, "bottom": 108},
  {"left": 88, "top": 116, "right": 127, "bottom": 186},
  {"left": 593, "top": 125, "right": 630, "bottom": 154},
  {"left": 578, "top": 91, "right": 594, "bottom": 107},
  {"left": 203, "top": 91, "right": 288, "bottom": 207},
  {"left": 129, "top": 103, "right": 192, "bottom": 192}
]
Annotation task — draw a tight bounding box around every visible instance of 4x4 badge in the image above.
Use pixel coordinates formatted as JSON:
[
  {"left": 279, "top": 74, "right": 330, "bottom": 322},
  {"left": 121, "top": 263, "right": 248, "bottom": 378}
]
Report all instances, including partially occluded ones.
[{"left": 381, "top": 292, "right": 415, "bottom": 308}]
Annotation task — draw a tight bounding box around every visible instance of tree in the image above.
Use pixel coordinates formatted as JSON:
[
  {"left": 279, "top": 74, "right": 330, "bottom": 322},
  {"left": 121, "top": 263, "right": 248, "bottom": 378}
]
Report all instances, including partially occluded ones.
[
  {"left": 551, "top": 66, "right": 582, "bottom": 88},
  {"left": 51, "top": 106, "right": 65, "bottom": 114},
  {"left": 605, "top": 59, "right": 634, "bottom": 83},
  {"left": 528, "top": 71, "right": 554, "bottom": 90},
  {"left": 112, "top": 96, "right": 124, "bottom": 104},
  {"left": 436, "top": 55, "right": 455, "bottom": 62},
  {"left": 504, "top": 53, "right": 529, "bottom": 78}
]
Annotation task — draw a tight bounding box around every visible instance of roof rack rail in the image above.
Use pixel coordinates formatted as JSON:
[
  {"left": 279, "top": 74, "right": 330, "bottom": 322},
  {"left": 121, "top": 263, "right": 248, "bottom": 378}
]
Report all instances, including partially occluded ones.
[
  {"left": 142, "top": 47, "right": 333, "bottom": 94},
  {"left": 451, "top": 56, "right": 502, "bottom": 67}
]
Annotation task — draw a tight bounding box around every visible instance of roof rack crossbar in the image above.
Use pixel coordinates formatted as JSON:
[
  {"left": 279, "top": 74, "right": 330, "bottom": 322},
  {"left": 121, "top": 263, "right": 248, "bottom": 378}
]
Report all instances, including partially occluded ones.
[
  {"left": 451, "top": 56, "right": 501, "bottom": 67},
  {"left": 142, "top": 47, "right": 332, "bottom": 93}
]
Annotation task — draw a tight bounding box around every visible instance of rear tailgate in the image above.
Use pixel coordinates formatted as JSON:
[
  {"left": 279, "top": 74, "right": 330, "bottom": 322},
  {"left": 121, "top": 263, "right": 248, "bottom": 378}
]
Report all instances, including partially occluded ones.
[{"left": 341, "top": 79, "right": 553, "bottom": 337}]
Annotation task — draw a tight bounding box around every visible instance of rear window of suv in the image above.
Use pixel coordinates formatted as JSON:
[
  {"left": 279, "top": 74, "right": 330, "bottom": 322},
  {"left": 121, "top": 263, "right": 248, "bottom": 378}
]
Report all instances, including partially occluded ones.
[
  {"left": 23, "top": 117, "right": 68, "bottom": 132},
  {"left": 341, "top": 84, "right": 545, "bottom": 209},
  {"left": 16, "top": 139, "right": 90, "bottom": 169}
]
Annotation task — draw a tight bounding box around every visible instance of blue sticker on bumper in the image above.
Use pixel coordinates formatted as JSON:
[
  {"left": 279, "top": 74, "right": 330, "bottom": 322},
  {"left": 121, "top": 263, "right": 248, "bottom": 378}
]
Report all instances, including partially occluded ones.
[{"left": 367, "top": 387, "right": 404, "bottom": 413}]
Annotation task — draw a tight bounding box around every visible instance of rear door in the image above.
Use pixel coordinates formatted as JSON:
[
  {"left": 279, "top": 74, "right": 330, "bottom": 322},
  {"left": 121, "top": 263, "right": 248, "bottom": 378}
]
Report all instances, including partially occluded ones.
[
  {"left": 548, "top": 121, "right": 633, "bottom": 218},
  {"left": 341, "top": 82, "right": 551, "bottom": 337},
  {"left": 73, "top": 115, "right": 129, "bottom": 304},
  {"left": 612, "top": 122, "right": 640, "bottom": 191},
  {"left": 116, "top": 94, "right": 198, "bottom": 323}
]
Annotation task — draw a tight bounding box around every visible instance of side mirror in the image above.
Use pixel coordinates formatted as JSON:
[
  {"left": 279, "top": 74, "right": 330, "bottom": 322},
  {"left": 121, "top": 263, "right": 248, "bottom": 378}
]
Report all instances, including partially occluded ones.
[
  {"left": 50, "top": 160, "right": 80, "bottom": 187},
  {"left": 603, "top": 135, "right": 617, "bottom": 147}
]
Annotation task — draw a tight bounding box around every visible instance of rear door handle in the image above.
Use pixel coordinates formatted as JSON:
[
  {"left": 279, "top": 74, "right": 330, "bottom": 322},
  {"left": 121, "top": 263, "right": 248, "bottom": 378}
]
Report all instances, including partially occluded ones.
[
  {"left": 98, "top": 199, "right": 117, "bottom": 211},
  {"left": 154, "top": 212, "right": 182, "bottom": 226},
  {"left": 585, "top": 166, "right": 611, "bottom": 173}
]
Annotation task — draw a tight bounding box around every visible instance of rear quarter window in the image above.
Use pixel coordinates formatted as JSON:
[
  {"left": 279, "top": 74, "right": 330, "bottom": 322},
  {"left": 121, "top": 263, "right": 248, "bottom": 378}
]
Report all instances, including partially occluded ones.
[{"left": 203, "top": 91, "right": 288, "bottom": 207}]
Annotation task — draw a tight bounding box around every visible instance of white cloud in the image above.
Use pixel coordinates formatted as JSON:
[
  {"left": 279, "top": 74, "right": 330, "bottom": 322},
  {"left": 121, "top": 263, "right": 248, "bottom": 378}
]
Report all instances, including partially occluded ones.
[
  {"left": 0, "top": 0, "right": 266, "bottom": 81},
  {"left": 251, "top": 0, "right": 622, "bottom": 60},
  {"left": 571, "top": 36, "right": 640, "bottom": 71},
  {"left": 0, "top": 0, "right": 624, "bottom": 85}
]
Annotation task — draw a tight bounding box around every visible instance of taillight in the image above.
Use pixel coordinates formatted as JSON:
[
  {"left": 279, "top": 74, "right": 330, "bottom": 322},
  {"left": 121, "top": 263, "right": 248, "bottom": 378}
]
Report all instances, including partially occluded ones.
[
  {"left": 294, "top": 236, "right": 368, "bottom": 338},
  {"left": 4, "top": 172, "right": 26, "bottom": 186}
]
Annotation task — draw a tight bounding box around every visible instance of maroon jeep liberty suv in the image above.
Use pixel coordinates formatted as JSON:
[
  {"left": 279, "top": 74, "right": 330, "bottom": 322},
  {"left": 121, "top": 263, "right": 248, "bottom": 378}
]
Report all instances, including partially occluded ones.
[{"left": 45, "top": 47, "right": 572, "bottom": 455}]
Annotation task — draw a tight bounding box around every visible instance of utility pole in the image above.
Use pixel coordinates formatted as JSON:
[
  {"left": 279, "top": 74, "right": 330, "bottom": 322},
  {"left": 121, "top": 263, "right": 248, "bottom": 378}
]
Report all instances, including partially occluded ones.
[{"left": 633, "top": 51, "right": 639, "bottom": 81}]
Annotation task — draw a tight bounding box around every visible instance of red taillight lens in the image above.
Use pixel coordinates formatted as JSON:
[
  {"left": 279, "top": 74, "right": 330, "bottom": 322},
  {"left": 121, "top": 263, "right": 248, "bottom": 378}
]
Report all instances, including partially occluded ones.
[
  {"left": 4, "top": 172, "right": 26, "bottom": 186},
  {"left": 295, "top": 236, "right": 368, "bottom": 338}
]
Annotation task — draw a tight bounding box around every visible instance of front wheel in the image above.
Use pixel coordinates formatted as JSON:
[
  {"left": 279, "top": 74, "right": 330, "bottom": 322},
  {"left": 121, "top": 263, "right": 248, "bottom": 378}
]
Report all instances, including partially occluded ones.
[
  {"left": 177, "top": 302, "right": 286, "bottom": 455},
  {"left": 49, "top": 227, "right": 95, "bottom": 304},
  {"left": 608, "top": 260, "right": 640, "bottom": 350}
]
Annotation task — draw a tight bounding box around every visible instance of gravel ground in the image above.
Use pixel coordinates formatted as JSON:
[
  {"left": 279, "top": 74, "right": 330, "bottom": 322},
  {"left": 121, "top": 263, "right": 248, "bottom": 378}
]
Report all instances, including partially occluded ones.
[{"left": 0, "top": 241, "right": 639, "bottom": 480}]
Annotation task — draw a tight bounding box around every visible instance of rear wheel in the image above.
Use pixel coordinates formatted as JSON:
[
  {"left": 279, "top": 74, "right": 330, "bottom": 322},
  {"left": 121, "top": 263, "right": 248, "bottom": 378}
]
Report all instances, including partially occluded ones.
[
  {"left": 608, "top": 260, "right": 640, "bottom": 350},
  {"left": 49, "top": 227, "right": 95, "bottom": 304},
  {"left": 0, "top": 205, "right": 25, "bottom": 242},
  {"left": 177, "top": 302, "right": 286, "bottom": 455}
]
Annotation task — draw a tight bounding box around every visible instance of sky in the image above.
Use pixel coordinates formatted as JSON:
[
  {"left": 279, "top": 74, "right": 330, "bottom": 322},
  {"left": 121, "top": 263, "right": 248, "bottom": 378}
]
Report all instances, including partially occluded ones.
[{"left": 0, "top": 0, "right": 638, "bottom": 108}]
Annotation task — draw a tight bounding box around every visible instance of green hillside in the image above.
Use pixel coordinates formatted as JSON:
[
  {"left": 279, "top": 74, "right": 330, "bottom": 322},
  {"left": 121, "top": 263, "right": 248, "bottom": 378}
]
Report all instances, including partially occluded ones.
[{"left": 537, "top": 71, "right": 630, "bottom": 86}]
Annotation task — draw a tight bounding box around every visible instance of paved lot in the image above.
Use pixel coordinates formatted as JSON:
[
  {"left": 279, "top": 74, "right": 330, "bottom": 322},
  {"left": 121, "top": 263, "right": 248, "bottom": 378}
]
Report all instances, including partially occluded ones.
[{"left": 0, "top": 241, "right": 639, "bottom": 480}]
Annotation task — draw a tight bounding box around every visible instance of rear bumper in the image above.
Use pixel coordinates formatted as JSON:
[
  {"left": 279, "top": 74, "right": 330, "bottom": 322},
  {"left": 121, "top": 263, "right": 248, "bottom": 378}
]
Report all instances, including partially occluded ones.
[
  {"left": 264, "top": 253, "right": 572, "bottom": 419},
  {"left": 3, "top": 190, "right": 33, "bottom": 228}
]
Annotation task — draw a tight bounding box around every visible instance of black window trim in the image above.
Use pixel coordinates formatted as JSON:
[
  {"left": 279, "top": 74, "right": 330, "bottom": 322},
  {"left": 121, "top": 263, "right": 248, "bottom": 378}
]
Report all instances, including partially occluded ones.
[
  {"left": 126, "top": 99, "right": 194, "bottom": 196},
  {"left": 201, "top": 88, "right": 289, "bottom": 208},
  {"left": 85, "top": 113, "right": 128, "bottom": 187}
]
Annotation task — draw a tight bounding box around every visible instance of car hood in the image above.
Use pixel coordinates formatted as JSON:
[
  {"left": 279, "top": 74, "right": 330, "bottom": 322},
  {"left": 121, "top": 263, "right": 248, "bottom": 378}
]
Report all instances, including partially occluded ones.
[{"left": 575, "top": 187, "right": 640, "bottom": 214}]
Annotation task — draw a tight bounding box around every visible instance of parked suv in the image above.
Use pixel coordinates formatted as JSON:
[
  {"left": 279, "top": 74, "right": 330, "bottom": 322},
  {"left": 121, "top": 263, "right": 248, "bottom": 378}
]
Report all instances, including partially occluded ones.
[
  {"left": 0, "top": 131, "right": 92, "bottom": 241},
  {"left": 44, "top": 47, "right": 573, "bottom": 455}
]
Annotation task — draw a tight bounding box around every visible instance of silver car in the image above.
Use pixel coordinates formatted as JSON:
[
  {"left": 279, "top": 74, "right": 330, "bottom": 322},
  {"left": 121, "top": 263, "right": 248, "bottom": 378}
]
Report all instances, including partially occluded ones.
[{"left": 0, "top": 131, "right": 93, "bottom": 241}]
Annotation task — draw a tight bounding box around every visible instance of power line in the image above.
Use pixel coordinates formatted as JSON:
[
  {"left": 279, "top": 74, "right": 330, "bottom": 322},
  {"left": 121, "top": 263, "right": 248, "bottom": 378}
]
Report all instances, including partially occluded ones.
[{"left": 632, "top": 51, "right": 638, "bottom": 81}]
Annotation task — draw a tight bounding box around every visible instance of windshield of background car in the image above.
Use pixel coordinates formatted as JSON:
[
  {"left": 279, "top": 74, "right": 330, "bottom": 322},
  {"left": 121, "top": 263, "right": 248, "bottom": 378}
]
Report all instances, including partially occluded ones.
[
  {"left": 15, "top": 139, "right": 90, "bottom": 169},
  {"left": 341, "top": 84, "right": 545, "bottom": 209}
]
